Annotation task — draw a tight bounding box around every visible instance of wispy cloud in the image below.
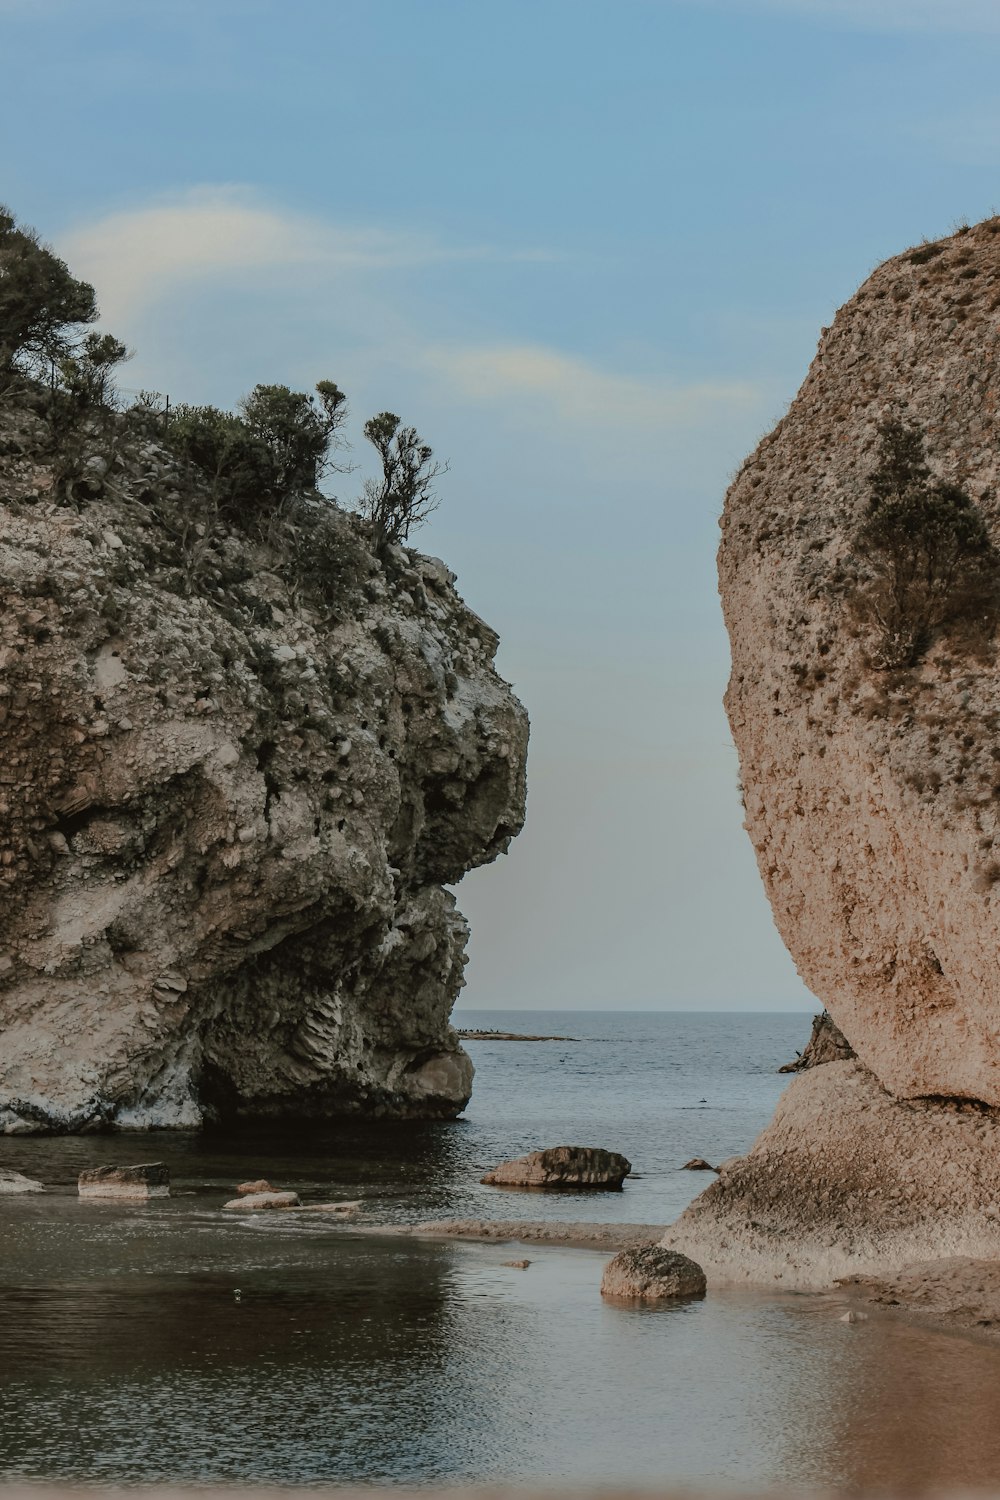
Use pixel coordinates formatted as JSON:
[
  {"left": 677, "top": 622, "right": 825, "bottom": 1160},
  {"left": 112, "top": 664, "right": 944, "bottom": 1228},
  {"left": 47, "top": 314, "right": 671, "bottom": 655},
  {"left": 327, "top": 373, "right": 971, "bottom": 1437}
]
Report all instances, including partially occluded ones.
[
  {"left": 62, "top": 185, "right": 556, "bottom": 325},
  {"left": 693, "top": 0, "right": 1000, "bottom": 33},
  {"left": 424, "top": 343, "right": 761, "bottom": 431}
]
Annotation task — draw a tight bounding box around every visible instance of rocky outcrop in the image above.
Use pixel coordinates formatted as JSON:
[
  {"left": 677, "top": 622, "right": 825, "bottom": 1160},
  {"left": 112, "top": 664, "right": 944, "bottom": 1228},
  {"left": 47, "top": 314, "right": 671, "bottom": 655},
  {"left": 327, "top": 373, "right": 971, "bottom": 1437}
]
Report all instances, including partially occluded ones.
[
  {"left": 78, "top": 1163, "right": 170, "bottom": 1199},
  {"left": 0, "top": 412, "right": 527, "bottom": 1132},
  {"left": 778, "top": 1011, "right": 855, "bottom": 1072},
  {"left": 719, "top": 216, "right": 1000, "bottom": 1105},
  {"left": 600, "top": 1246, "right": 706, "bottom": 1302},
  {"left": 680, "top": 216, "right": 1000, "bottom": 1283},
  {"left": 481, "top": 1146, "right": 632, "bottom": 1191},
  {"left": 666, "top": 1062, "right": 1000, "bottom": 1289}
]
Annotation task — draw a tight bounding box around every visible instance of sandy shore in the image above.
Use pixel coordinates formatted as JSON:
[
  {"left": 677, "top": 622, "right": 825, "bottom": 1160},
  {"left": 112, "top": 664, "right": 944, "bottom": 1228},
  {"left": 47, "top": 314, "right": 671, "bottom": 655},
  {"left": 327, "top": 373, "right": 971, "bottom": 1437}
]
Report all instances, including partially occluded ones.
[
  {"left": 839, "top": 1256, "right": 1000, "bottom": 1340},
  {"left": 401, "top": 1221, "right": 1000, "bottom": 1344},
  {"left": 402, "top": 1218, "right": 664, "bottom": 1252}
]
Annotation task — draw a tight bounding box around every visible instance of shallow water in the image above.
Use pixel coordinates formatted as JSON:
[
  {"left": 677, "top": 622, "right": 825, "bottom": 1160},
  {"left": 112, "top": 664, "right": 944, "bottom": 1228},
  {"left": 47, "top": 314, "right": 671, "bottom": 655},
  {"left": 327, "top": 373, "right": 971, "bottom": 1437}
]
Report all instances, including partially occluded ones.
[{"left": 3, "top": 1010, "right": 1000, "bottom": 1489}]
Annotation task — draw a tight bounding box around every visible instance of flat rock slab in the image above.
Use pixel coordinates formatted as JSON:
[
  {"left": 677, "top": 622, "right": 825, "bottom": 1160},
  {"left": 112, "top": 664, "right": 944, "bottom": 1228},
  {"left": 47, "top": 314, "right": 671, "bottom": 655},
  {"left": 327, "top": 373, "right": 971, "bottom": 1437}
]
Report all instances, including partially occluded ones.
[
  {"left": 0, "top": 1168, "right": 44, "bottom": 1194},
  {"left": 407, "top": 1219, "right": 663, "bottom": 1252},
  {"left": 482, "top": 1145, "right": 632, "bottom": 1191},
  {"left": 600, "top": 1245, "right": 707, "bottom": 1303},
  {"left": 78, "top": 1163, "right": 170, "bottom": 1200},
  {"left": 223, "top": 1191, "right": 301, "bottom": 1211}
]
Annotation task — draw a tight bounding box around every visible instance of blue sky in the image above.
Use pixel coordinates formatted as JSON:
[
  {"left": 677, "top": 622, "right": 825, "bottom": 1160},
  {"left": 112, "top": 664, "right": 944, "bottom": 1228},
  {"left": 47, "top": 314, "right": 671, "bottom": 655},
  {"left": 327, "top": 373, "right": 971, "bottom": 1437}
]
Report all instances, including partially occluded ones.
[{"left": 4, "top": 0, "right": 1000, "bottom": 1009}]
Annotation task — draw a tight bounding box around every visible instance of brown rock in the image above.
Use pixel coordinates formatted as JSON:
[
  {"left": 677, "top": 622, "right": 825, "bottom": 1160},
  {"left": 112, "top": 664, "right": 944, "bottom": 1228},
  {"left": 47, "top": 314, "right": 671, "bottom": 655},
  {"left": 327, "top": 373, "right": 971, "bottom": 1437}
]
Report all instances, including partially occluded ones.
[
  {"left": 681, "top": 1158, "right": 717, "bottom": 1172},
  {"left": 779, "top": 1012, "right": 855, "bottom": 1073},
  {"left": 719, "top": 214, "right": 1000, "bottom": 1106},
  {"left": 481, "top": 1145, "right": 631, "bottom": 1191},
  {"left": 600, "top": 1245, "right": 706, "bottom": 1302},
  {"left": 223, "top": 1190, "right": 301, "bottom": 1211},
  {"left": 236, "top": 1179, "right": 273, "bottom": 1195},
  {"left": 501, "top": 1259, "right": 531, "bottom": 1269},
  {"left": 78, "top": 1163, "right": 170, "bottom": 1200}
]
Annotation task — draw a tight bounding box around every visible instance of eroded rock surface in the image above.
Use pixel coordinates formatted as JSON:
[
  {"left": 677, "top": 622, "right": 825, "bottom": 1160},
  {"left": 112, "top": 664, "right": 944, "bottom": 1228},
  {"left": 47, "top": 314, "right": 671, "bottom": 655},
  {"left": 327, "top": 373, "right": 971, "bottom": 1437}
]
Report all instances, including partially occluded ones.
[
  {"left": 665, "top": 1062, "right": 1000, "bottom": 1288},
  {"left": 779, "top": 1011, "right": 855, "bottom": 1073},
  {"left": 0, "top": 420, "right": 527, "bottom": 1133},
  {"left": 720, "top": 216, "right": 1000, "bottom": 1105}
]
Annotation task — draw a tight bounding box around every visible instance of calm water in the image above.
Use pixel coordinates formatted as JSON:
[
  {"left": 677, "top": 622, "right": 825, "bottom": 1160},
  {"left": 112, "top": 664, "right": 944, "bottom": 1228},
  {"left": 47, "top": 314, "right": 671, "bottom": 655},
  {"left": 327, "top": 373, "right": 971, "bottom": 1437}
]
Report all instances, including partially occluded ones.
[{"left": 3, "top": 1009, "right": 1000, "bottom": 1490}]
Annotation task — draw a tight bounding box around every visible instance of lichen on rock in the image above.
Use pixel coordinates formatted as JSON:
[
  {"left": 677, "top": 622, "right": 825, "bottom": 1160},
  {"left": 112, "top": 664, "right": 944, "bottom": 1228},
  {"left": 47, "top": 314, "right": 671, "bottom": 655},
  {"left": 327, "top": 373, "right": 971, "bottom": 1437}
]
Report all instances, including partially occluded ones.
[{"left": 0, "top": 403, "right": 527, "bottom": 1132}]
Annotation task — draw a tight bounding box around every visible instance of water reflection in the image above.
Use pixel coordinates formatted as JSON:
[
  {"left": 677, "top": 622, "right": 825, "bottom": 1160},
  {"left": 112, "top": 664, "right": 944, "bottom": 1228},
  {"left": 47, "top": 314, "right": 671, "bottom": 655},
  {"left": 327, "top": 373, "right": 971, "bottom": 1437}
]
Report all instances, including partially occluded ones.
[{"left": 4, "top": 1211, "right": 1000, "bottom": 1489}]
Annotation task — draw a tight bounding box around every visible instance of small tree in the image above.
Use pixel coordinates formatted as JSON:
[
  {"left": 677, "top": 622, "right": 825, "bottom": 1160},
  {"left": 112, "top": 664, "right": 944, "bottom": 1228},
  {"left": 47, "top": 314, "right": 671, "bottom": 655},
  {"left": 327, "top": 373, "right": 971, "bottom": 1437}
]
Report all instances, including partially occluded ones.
[
  {"left": 0, "top": 206, "right": 98, "bottom": 380},
  {"left": 853, "top": 419, "right": 1000, "bottom": 666},
  {"left": 358, "top": 411, "right": 446, "bottom": 552},
  {"left": 238, "top": 380, "right": 349, "bottom": 497}
]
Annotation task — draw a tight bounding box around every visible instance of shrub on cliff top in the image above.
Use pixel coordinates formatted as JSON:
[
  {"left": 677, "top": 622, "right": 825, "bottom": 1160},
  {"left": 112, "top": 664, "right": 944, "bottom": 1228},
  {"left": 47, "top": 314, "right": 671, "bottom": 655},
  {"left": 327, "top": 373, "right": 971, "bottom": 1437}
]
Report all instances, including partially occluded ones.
[
  {"left": 852, "top": 418, "right": 1000, "bottom": 667},
  {"left": 0, "top": 206, "right": 98, "bottom": 380}
]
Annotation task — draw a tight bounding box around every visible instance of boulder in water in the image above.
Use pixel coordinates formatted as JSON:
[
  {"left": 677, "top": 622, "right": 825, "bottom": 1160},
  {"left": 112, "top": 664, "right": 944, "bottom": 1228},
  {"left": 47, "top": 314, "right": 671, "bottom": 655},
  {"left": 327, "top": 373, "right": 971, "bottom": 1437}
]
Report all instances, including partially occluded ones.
[
  {"left": 481, "top": 1146, "right": 631, "bottom": 1191},
  {"left": 0, "top": 1168, "right": 44, "bottom": 1194},
  {"left": 78, "top": 1163, "right": 170, "bottom": 1200},
  {"left": 223, "top": 1190, "right": 301, "bottom": 1211},
  {"left": 600, "top": 1245, "right": 707, "bottom": 1302}
]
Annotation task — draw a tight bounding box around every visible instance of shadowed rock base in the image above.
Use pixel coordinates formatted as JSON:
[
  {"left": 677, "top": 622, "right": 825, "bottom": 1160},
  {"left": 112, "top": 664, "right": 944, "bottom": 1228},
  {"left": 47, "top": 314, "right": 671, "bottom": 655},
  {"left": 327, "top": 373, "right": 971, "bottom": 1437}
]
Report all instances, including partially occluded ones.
[{"left": 664, "top": 1061, "right": 1000, "bottom": 1290}]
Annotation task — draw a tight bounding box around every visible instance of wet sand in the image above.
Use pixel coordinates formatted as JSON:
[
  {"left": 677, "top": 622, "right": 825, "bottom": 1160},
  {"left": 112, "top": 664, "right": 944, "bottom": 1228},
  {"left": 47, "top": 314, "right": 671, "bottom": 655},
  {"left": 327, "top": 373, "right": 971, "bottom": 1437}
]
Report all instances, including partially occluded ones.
[{"left": 403, "top": 1218, "right": 664, "bottom": 1251}]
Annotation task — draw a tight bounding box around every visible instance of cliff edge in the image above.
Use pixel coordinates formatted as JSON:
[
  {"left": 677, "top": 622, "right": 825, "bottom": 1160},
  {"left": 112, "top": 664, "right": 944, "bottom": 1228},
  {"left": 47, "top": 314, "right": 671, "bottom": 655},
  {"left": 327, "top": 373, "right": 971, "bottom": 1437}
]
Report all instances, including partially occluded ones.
[
  {"left": 0, "top": 407, "right": 527, "bottom": 1132},
  {"left": 669, "top": 216, "right": 1000, "bottom": 1284}
]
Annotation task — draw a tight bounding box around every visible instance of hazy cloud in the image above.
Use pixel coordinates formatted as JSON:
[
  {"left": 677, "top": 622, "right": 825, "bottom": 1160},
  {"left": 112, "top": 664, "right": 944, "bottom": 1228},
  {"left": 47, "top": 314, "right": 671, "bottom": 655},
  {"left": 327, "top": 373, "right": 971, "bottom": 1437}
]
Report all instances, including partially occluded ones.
[
  {"left": 424, "top": 343, "right": 762, "bottom": 431},
  {"left": 62, "top": 186, "right": 556, "bottom": 326},
  {"left": 704, "top": 0, "right": 1000, "bottom": 33}
]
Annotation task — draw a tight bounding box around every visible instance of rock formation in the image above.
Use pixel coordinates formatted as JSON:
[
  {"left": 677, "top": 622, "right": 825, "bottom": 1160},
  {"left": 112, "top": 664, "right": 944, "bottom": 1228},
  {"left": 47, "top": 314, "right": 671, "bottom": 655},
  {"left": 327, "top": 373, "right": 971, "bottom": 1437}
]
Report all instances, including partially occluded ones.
[
  {"left": 78, "top": 1163, "right": 170, "bottom": 1199},
  {"left": 672, "top": 215, "right": 1000, "bottom": 1285},
  {"left": 481, "top": 1146, "right": 632, "bottom": 1190},
  {"left": 600, "top": 1245, "right": 706, "bottom": 1303},
  {"left": 778, "top": 1010, "right": 854, "bottom": 1072},
  {"left": 0, "top": 404, "right": 527, "bottom": 1132}
]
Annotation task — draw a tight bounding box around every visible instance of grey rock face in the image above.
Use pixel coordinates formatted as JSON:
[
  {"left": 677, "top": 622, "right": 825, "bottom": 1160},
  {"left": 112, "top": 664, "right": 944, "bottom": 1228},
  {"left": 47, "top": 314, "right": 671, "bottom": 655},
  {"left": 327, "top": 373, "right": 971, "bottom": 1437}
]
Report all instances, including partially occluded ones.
[
  {"left": 0, "top": 435, "right": 527, "bottom": 1133},
  {"left": 482, "top": 1145, "right": 632, "bottom": 1191},
  {"left": 0, "top": 1168, "right": 44, "bottom": 1193},
  {"left": 600, "top": 1245, "right": 707, "bottom": 1302},
  {"left": 78, "top": 1163, "right": 170, "bottom": 1199}
]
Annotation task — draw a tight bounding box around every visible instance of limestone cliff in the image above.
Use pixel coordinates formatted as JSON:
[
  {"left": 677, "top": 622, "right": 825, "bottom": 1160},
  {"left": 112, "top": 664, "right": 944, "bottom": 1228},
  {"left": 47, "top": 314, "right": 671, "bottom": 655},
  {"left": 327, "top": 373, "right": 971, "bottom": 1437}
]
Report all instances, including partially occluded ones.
[
  {"left": 669, "top": 216, "right": 1000, "bottom": 1283},
  {"left": 722, "top": 217, "right": 1000, "bottom": 1103},
  {"left": 0, "top": 407, "right": 527, "bottom": 1132}
]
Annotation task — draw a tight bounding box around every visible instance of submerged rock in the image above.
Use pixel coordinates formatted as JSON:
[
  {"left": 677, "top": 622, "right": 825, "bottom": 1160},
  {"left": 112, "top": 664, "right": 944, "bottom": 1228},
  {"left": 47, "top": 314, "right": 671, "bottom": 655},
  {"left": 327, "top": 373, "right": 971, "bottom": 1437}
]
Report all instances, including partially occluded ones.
[
  {"left": 600, "top": 1245, "right": 706, "bottom": 1302},
  {"left": 481, "top": 1146, "right": 632, "bottom": 1191},
  {"left": 78, "top": 1163, "right": 170, "bottom": 1200},
  {"left": 0, "top": 1168, "right": 44, "bottom": 1194}
]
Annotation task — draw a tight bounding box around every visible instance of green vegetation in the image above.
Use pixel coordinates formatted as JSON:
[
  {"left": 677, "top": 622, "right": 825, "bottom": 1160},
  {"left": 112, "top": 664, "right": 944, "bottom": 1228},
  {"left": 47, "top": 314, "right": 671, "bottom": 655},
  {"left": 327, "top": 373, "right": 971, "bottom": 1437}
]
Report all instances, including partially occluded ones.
[
  {"left": 0, "top": 203, "right": 447, "bottom": 569},
  {"left": 852, "top": 418, "right": 1000, "bottom": 667}
]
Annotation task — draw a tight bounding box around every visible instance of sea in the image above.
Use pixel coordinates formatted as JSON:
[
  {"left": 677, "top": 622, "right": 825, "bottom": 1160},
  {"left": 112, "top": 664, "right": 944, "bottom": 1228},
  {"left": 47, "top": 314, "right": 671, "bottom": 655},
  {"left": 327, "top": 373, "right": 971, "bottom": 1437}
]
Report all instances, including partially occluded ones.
[{"left": 4, "top": 1008, "right": 1000, "bottom": 1490}]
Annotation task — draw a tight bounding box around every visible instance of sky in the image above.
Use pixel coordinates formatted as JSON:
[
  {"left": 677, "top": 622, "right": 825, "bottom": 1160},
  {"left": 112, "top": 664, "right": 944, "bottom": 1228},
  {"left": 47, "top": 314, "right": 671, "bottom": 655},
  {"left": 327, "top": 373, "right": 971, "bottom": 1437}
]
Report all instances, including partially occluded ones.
[{"left": 3, "top": 0, "right": 999, "bottom": 1011}]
